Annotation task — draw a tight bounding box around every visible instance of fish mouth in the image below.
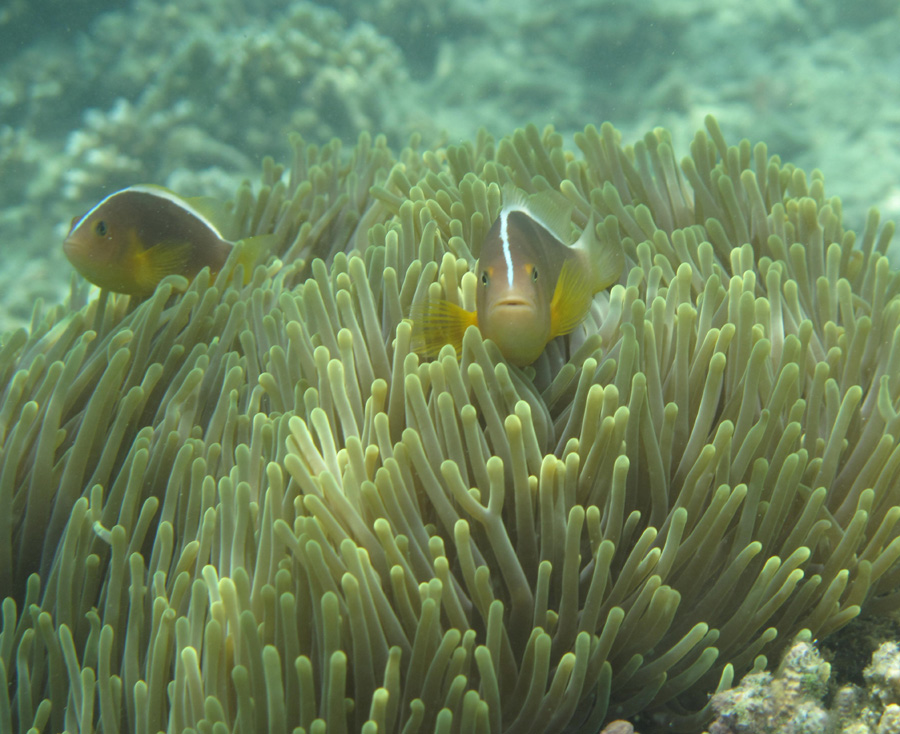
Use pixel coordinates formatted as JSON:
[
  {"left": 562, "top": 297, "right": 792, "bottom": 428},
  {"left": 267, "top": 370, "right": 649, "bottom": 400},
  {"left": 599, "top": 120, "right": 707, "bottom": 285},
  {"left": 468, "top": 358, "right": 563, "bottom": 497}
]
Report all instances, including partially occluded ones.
[
  {"left": 62, "top": 236, "right": 85, "bottom": 261},
  {"left": 493, "top": 297, "right": 532, "bottom": 308}
]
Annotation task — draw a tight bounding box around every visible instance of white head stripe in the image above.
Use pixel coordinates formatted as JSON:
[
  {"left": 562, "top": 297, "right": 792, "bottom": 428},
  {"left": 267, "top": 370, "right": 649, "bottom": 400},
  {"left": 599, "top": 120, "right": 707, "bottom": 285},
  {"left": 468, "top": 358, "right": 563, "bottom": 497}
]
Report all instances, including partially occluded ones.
[{"left": 499, "top": 211, "right": 514, "bottom": 287}]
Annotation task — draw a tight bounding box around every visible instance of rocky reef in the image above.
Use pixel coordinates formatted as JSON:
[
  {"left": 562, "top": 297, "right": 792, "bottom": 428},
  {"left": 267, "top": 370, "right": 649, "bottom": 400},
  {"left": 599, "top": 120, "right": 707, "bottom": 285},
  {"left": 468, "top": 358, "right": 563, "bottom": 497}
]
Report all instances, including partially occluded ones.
[{"left": 706, "top": 633, "right": 900, "bottom": 734}]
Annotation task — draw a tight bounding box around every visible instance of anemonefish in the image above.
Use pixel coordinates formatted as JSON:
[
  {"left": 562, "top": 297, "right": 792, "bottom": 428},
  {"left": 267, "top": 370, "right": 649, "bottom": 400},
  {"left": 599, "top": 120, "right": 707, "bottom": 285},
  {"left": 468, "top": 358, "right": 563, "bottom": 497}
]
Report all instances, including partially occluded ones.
[
  {"left": 63, "top": 184, "right": 275, "bottom": 296},
  {"left": 412, "top": 185, "right": 624, "bottom": 366}
]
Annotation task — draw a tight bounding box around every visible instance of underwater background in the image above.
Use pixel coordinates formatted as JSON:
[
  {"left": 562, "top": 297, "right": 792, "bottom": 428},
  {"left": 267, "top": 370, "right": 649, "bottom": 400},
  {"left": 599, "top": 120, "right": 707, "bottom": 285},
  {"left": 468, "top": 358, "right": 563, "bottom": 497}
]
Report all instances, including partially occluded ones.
[
  {"left": 4, "top": 2, "right": 900, "bottom": 733},
  {"left": 1, "top": 0, "right": 899, "bottom": 333}
]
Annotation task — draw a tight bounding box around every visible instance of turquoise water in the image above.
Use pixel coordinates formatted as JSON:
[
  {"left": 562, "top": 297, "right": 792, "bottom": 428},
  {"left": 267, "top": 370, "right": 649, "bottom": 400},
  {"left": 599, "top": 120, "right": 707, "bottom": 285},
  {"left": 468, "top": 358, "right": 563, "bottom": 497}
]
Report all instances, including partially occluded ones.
[{"left": 1, "top": 0, "right": 898, "bottom": 332}]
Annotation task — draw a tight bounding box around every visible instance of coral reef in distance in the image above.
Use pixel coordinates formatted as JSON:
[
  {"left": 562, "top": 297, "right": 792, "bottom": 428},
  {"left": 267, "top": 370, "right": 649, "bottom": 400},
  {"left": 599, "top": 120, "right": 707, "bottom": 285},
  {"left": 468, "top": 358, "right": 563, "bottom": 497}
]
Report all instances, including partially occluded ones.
[
  {"left": 1, "top": 0, "right": 900, "bottom": 332},
  {"left": 0, "top": 0, "right": 413, "bottom": 330}
]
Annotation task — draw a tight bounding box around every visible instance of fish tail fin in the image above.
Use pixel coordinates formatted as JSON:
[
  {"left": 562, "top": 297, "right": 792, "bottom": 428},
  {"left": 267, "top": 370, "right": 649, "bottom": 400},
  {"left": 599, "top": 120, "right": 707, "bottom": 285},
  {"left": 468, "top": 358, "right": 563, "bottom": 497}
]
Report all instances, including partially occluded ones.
[
  {"left": 233, "top": 233, "right": 281, "bottom": 283},
  {"left": 410, "top": 300, "right": 478, "bottom": 359},
  {"left": 573, "top": 213, "right": 625, "bottom": 292},
  {"left": 549, "top": 257, "right": 595, "bottom": 337}
]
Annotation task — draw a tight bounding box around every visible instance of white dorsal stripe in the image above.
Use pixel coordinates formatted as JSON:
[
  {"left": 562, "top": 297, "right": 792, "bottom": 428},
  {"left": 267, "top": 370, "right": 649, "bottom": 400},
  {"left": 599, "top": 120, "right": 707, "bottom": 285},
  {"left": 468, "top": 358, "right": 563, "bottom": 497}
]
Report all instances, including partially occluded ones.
[
  {"left": 68, "top": 188, "right": 122, "bottom": 234},
  {"left": 499, "top": 210, "right": 514, "bottom": 287},
  {"left": 129, "top": 185, "right": 225, "bottom": 237},
  {"left": 69, "top": 185, "right": 225, "bottom": 239},
  {"left": 502, "top": 203, "right": 553, "bottom": 233},
  {"left": 500, "top": 185, "right": 562, "bottom": 237},
  {"left": 499, "top": 184, "right": 572, "bottom": 245}
]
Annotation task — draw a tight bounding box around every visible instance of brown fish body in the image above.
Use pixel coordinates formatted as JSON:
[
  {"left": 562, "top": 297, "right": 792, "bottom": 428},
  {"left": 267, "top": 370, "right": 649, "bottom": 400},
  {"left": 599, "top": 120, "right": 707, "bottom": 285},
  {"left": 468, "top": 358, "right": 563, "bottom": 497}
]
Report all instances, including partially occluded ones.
[{"left": 64, "top": 185, "right": 240, "bottom": 296}]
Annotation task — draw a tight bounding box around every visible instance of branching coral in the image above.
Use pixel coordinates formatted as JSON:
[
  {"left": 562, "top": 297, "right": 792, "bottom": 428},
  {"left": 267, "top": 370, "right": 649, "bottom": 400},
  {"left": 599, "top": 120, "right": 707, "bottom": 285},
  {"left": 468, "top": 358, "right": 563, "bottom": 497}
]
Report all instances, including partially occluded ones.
[{"left": 1, "top": 115, "right": 899, "bottom": 733}]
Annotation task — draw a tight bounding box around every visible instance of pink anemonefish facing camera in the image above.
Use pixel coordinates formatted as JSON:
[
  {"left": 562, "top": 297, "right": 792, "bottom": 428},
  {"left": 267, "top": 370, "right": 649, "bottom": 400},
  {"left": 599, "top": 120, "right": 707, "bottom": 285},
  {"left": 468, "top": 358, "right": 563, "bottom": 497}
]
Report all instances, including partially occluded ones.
[
  {"left": 412, "top": 185, "right": 625, "bottom": 367},
  {"left": 63, "top": 184, "right": 276, "bottom": 296}
]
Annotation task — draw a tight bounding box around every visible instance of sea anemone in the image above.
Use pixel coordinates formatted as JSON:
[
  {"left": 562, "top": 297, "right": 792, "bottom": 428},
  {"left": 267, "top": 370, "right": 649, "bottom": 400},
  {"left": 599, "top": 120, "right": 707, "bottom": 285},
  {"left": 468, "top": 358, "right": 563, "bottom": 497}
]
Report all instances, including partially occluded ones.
[{"left": 1, "top": 116, "right": 898, "bottom": 733}]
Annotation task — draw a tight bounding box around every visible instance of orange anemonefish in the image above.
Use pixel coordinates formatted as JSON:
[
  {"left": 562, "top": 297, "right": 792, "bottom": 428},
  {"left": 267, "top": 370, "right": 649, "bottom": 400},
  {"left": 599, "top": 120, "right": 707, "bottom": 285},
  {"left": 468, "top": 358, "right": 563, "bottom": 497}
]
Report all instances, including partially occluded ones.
[
  {"left": 412, "top": 185, "right": 624, "bottom": 366},
  {"left": 63, "top": 184, "right": 276, "bottom": 296}
]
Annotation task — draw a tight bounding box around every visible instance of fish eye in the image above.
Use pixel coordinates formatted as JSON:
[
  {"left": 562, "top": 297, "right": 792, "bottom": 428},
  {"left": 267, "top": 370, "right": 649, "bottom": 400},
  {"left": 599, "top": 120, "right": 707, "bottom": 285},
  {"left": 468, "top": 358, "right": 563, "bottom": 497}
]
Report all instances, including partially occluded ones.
[
  {"left": 94, "top": 220, "right": 108, "bottom": 237},
  {"left": 481, "top": 271, "right": 489, "bottom": 286}
]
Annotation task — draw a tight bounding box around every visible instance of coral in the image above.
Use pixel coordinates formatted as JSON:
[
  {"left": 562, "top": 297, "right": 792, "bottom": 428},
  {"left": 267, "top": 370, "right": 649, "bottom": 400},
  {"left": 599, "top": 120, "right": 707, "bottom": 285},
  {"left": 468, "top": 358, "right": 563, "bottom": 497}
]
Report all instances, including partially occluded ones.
[
  {"left": 1, "top": 0, "right": 409, "bottom": 151},
  {"left": 1, "top": 115, "right": 900, "bottom": 733},
  {"left": 849, "top": 641, "right": 900, "bottom": 732},
  {"left": 601, "top": 722, "right": 637, "bottom": 734},
  {"left": 706, "top": 636, "right": 831, "bottom": 734},
  {"left": 707, "top": 637, "right": 900, "bottom": 734},
  {"left": 321, "top": 0, "right": 489, "bottom": 73},
  {"left": 866, "top": 642, "right": 900, "bottom": 707},
  {"left": 6, "top": 0, "right": 900, "bottom": 338}
]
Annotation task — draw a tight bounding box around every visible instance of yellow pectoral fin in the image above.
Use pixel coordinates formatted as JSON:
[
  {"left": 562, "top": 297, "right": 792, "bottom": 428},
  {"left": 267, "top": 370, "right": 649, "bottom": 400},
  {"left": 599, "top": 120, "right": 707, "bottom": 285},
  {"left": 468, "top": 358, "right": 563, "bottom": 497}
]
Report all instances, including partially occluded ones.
[
  {"left": 410, "top": 300, "right": 478, "bottom": 359},
  {"left": 136, "top": 240, "right": 193, "bottom": 293},
  {"left": 550, "top": 257, "right": 594, "bottom": 337}
]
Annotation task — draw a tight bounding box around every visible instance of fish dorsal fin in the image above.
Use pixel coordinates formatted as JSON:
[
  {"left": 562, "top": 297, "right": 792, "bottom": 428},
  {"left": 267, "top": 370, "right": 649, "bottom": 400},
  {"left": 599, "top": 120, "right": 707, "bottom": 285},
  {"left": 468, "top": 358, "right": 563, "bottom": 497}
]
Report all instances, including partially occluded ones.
[
  {"left": 410, "top": 299, "right": 478, "bottom": 359},
  {"left": 549, "top": 256, "right": 594, "bottom": 337},
  {"left": 129, "top": 183, "right": 172, "bottom": 196},
  {"left": 501, "top": 183, "right": 573, "bottom": 244},
  {"left": 573, "top": 214, "right": 625, "bottom": 292},
  {"left": 185, "top": 195, "right": 240, "bottom": 241}
]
